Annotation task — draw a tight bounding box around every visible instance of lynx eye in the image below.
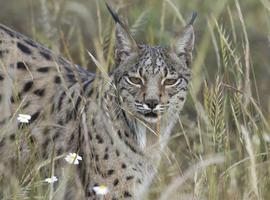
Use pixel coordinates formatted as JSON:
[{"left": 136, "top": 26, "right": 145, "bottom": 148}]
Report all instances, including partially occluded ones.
[
  {"left": 163, "top": 78, "right": 178, "bottom": 86},
  {"left": 126, "top": 76, "right": 143, "bottom": 86}
]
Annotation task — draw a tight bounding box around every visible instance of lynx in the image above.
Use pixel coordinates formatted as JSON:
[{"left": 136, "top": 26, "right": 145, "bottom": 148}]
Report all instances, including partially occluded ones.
[{"left": 0, "top": 3, "right": 196, "bottom": 200}]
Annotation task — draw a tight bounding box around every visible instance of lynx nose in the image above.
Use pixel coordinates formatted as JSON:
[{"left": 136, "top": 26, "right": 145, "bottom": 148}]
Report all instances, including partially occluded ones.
[{"left": 145, "top": 99, "right": 159, "bottom": 110}]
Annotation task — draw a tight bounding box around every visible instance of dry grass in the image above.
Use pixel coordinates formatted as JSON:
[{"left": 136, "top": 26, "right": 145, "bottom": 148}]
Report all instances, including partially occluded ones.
[{"left": 1, "top": 0, "right": 270, "bottom": 199}]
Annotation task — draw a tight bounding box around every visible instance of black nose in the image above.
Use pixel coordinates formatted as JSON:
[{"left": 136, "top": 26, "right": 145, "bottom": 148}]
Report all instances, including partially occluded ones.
[{"left": 145, "top": 99, "right": 159, "bottom": 110}]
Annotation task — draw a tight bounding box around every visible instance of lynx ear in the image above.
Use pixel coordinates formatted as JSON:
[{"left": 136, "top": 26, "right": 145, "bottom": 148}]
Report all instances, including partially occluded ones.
[
  {"left": 115, "top": 24, "right": 137, "bottom": 62},
  {"left": 174, "top": 12, "right": 197, "bottom": 57},
  {"left": 175, "top": 25, "right": 195, "bottom": 54},
  {"left": 105, "top": 2, "right": 138, "bottom": 63}
]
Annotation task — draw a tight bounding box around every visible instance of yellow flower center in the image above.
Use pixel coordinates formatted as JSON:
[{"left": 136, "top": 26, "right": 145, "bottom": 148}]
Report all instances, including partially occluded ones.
[{"left": 99, "top": 185, "right": 107, "bottom": 190}]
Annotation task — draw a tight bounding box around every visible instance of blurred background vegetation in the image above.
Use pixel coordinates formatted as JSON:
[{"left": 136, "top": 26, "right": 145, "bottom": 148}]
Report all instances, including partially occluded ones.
[{"left": 1, "top": 0, "right": 270, "bottom": 199}]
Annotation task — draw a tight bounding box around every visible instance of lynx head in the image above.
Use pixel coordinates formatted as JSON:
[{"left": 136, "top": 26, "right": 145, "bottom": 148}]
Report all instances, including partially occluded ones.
[{"left": 109, "top": 5, "right": 196, "bottom": 124}]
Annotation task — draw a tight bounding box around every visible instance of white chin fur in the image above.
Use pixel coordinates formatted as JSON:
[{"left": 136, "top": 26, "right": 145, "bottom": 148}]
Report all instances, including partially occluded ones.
[{"left": 143, "top": 116, "right": 159, "bottom": 124}]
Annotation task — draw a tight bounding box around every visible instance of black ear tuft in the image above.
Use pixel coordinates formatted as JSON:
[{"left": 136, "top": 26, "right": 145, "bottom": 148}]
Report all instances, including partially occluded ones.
[
  {"left": 188, "top": 12, "right": 197, "bottom": 25},
  {"left": 105, "top": 1, "right": 138, "bottom": 48},
  {"left": 105, "top": 1, "right": 122, "bottom": 25},
  {"left": 105, "top": 1, "right": 138, "bottom": 63}
]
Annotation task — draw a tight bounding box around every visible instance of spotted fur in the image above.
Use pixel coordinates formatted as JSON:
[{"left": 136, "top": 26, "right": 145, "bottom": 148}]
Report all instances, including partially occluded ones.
[{"left": 0, "top": 8, "right": 196, "bottom": 200}]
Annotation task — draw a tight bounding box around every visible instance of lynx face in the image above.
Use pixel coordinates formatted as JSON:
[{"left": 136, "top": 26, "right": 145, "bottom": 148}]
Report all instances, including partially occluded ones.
[
  {"left": 113, "top": 22, "right": 194, "bottom": 124},
  {"left": 115, "top": 45, "right": 191, "bottom": 123}
]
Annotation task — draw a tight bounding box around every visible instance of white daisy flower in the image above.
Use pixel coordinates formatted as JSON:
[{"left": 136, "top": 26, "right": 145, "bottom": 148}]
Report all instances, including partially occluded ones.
[
  {"left": 44, "top": 176, "right": 58, "bottom": 184},
  {"left": 93, "top": 185, "right": 109, "bottom": 195},
  {"left": 17, "top": 114, "right": 31, "bottom": 123},
  {"left": 64, "top": 153, "right": 82, "bottom": 165}
]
